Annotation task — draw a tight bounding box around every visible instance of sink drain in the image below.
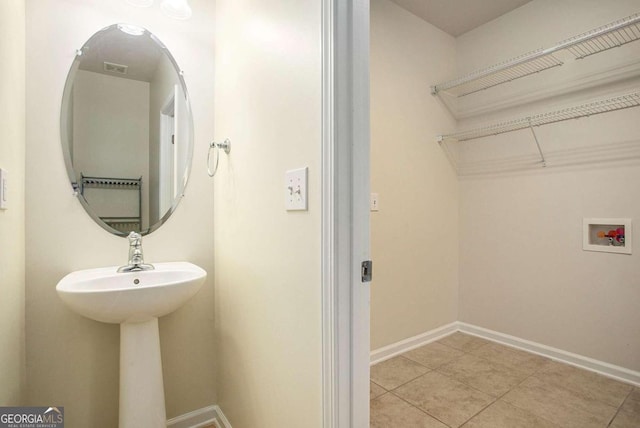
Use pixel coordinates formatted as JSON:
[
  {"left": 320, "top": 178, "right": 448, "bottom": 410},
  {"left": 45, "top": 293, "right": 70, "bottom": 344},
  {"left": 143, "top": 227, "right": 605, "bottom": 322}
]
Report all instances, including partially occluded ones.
[{"left": 133, "top": 278, "right": 140, "bottom": 285}]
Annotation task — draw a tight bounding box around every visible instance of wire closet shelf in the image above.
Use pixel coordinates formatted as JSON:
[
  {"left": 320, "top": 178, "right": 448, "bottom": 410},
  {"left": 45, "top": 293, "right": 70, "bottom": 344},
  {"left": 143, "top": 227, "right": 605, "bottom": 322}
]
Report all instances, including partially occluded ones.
[
  {"left": 431, "top": 13, "right": 640, "bottom": 97},
  {"left": 437, "top": 91, "right": 640, "bottom": 143}
]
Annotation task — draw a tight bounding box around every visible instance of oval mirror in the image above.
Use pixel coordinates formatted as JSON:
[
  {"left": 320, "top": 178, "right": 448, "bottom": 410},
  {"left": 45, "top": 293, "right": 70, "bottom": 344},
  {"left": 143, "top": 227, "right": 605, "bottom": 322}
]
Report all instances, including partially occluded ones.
[{"left": 60, "top": 23, "right": 194, "bottom": 236}]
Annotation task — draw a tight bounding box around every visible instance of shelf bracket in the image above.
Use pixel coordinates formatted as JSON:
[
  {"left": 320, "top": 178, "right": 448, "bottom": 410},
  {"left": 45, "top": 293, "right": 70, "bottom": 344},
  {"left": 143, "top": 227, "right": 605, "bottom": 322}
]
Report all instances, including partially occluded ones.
[{"left": 528, "top": 119, "right": 547, "bottom": 167}]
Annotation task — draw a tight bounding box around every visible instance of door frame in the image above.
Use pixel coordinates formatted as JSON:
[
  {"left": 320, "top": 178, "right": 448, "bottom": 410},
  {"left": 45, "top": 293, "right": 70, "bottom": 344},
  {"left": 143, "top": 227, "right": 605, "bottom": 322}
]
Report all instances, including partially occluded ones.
[
  {"left": 159, "top": 91, "right": 176, "bottom": 215},
  {"left": 321, "top": 0, "right": 370, "bottom": 426}
]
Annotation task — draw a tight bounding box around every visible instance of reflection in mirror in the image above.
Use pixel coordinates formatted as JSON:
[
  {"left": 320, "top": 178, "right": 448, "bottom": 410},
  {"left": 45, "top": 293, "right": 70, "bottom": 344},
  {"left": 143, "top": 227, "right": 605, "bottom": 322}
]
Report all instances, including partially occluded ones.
[{"left": 61, "top": 23, "right": 193, "bottom": 236}]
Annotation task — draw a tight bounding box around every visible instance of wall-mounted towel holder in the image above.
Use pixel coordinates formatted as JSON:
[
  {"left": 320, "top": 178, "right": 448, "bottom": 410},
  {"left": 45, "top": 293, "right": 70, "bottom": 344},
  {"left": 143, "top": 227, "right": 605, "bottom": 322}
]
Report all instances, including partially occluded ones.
[{"left": 207, "top": 138, "right": 231, "bottom": 177}]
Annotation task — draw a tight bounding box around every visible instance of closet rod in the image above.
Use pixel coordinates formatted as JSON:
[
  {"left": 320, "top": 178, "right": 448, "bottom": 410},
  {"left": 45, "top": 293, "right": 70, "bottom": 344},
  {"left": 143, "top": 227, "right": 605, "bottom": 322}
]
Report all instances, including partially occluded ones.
[
  {"left": 437, "top": 90, "right": 640, "bottom": 143},
  {"left": 431, "top": 13, "right": 640, "bottom": 97}
]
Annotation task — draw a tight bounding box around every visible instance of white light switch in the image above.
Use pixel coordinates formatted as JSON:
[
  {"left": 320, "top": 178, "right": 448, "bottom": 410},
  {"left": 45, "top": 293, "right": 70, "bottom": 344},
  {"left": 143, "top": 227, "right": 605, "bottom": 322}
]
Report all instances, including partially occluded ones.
[
  {"left": 0, "top": 169, "right": 7, "bottom": 210},
  {"left": 370, "top": 193, "right": 379, "bottom": 212},
  {"left": 285, "top": 167, "right": 308, "bottom": 211}
]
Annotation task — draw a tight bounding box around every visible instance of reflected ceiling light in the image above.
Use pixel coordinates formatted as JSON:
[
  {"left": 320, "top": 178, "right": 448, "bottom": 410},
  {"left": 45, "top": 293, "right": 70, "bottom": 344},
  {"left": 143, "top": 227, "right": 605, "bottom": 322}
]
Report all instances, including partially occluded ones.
[
  {"left": 126, "top": 0, "right": 154, "bottom": 7},
  {"left": 118, "top": 24, "right": 146, "bottom": 36},
  {"left": 160, "top": 0, "right": 192, "bottom": 20}
]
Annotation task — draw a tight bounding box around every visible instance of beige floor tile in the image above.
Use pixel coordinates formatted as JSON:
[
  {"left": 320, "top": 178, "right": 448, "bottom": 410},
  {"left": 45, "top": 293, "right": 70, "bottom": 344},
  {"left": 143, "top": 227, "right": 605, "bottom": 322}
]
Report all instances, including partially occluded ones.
[
  {"left": 403, "top": 342, "right": 465, "bottom": 369},
  {"left": 611, "top": 389, "right": 640, "bottom": 428},
  {"left": 371, "top": 356, "right": 430, "bottom": 390},
  {"left": 370, "top": 381, "right": 387, "bottom": 400},
  {"left": 609, "top": 409, "right": 640, "bottom": 428},
  {"left": 370, "top": 393, "right": 448, "bottom": 428},
  {"left": 470, "top": 342, "right": 549, "bottom": 375},
  {"left": 502, "top": 376, "right": 616, "bottom": 428},
  {"left": 535, "top": 361, "right": 633, "bottom": 407},
  {"left": 394, "top": 371, "right": 494, "bottom": 428},
  {"left": 462, "top": 400, "right": 559, "bottom": 428},
  {"left": 620, "top": 387, "right": 640, "bottom": 416},
  {"left": 437, "top": 354, "right": 528, "bottom": 397},
  {"left": 437, "top": 332, "right": 490, "bottom": 352}
]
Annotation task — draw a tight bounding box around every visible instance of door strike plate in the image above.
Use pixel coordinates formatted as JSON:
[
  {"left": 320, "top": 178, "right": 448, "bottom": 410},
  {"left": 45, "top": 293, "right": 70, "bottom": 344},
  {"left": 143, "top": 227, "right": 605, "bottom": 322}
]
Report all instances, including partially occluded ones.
[{"left": 361, "top": 260, "right": 372, "bottom": 282}]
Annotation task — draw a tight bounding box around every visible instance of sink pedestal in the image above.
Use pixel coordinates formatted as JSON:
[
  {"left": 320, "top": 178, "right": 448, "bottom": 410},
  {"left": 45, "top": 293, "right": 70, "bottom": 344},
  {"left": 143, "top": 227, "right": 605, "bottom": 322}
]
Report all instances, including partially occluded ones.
[
  {"left": 120, "top": 318, "right": 166, "bottom": 428},
  {"left": 56, "top": 262, "right": 207, "bottom": 428}
]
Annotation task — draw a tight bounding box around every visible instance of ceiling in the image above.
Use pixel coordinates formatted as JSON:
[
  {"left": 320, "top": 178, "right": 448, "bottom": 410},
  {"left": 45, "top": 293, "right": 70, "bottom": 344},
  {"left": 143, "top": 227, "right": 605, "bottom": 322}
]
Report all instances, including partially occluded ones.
[
  {"left": 79, "top": 28, "right": 163, "bottom": 82},
  {"left": 388, "top": 0, "right": 533, "bottom": 37}
]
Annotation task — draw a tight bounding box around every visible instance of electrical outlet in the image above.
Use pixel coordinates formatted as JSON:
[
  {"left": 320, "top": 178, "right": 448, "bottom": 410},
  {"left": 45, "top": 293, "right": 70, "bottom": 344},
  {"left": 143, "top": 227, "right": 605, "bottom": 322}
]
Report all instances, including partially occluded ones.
[
  {"left": 370, "top": 193, "right": 379, "bottom": 211},
  {"left": 285, "top": 167, "right": 308, "bottom": 211},
  {"left": 0, "top": 169, "right": 7, "bottom": 210}
]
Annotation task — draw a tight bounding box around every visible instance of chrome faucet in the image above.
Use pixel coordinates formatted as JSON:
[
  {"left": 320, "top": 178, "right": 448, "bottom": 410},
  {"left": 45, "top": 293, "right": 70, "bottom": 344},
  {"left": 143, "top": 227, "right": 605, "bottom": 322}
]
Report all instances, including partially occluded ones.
[{"left": 117, "top": 231, "right": 155, "bottom": 272}]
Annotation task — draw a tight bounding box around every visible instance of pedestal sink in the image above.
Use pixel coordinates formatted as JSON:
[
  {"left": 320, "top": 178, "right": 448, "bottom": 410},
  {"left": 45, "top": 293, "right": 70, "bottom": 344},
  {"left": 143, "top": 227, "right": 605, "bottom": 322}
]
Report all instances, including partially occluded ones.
[{"left": 56, "top": 262, "right": 206, "bottom": 428}]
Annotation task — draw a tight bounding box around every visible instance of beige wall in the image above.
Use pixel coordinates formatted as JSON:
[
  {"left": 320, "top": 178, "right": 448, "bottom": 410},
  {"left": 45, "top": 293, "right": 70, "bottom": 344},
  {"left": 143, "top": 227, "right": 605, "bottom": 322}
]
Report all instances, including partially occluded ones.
[
  {"left": 212, "top": 0, "right": 322, "bottom": 426},
  {"left": 25, "top": 0, "right": 216, "bottom": 426},
  {"left": 0, "top": 0, "right": 26, "bottom": 406},
  {"left": 457, "top": 0, "right": 640, "bottom": 371},
  {"left": 370, "top": 0, "right": 459, "bottom": 350}
]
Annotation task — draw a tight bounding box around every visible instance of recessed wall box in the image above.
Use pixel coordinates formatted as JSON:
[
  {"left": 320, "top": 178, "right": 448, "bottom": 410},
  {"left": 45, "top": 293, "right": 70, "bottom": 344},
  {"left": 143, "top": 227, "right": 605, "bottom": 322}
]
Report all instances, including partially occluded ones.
[{"left": 583, "top": 218, "right": 632, "bottom": 254}]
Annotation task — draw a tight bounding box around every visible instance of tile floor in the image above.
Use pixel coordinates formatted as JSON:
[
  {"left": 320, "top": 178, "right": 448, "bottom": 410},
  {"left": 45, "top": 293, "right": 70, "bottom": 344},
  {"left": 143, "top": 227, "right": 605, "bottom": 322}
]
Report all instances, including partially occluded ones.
[{"left": 370, "top": 332, "right": 640, "bottom": 428}]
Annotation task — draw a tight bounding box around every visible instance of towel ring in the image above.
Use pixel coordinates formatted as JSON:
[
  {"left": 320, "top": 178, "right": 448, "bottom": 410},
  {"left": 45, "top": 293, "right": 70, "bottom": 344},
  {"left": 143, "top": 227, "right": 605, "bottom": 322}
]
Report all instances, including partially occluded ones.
[{"left": 207, "top": 139, "right": 231, "bottom": 177}]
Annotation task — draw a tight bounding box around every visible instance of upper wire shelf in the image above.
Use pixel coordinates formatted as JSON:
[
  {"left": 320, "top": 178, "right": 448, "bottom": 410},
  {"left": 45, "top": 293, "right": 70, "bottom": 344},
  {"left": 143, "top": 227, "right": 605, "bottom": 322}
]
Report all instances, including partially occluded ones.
[
  {"left": 438, "top": 90, "right": 640, "bottom": 142},
  {"left": 431, "top": 13, "right": 640, "bottom": 97}
]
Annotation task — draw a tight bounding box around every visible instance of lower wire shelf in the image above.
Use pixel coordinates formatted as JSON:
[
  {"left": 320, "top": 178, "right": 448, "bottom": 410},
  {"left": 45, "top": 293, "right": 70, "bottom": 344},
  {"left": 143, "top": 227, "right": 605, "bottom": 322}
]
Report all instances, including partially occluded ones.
[{"left": 437, "top": 90, "right": 640, "bottom": 143}]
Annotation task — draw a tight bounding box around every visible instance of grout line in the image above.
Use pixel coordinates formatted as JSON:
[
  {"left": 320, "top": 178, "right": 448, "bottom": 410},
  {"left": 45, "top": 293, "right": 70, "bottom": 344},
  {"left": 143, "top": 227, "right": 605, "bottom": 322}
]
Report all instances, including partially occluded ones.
[
  {"left": 370, "top": 379, "right": 387, "bottom": 391},
  {"left": 476, "top": 344, "right": 606, "bottom": 426},
  {"left": 421, "top": 336, "right": 502, "bottom": 426},
  {"left": 393, "top": 340, "right": 497, "bottom": 428},
  {"left": 494, "top": 354, "right": 571, "bottom": 424},
  {"left": 372, "top": 389, "right": 446, "bottom": 425},
  {"left": 527, "top": 367, "right": 629, "bottom": 419},
  {"left": 382, "top": 341, "right": 475, "bottom": 427},
  {"left": 458, "top": 364, "right": 559, "bottom": 428},
  {"left": 370, "top": 363, "right": 433, "bottom": 393},
  {"left": 387, "top": 389, "right": 454, "bottom": 428},
  {"left": 419, "top": 334, "right": 560, "bottom": 427},
  {"left": 495, "top": 360, "right": 619, "bottom": 427},
  {"left": 606, "top": 388, "right": 634, "bottom": 427},
  {"left": 370, "top": 356, "right": 433, "bottom": 394}
]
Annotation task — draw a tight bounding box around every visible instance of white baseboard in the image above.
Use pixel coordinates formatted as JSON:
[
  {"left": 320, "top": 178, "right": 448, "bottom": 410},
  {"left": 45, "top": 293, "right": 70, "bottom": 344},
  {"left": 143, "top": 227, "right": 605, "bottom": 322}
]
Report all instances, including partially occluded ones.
[
  {"left": 370, "top": 322, "right": 458, "bottom": 365},
  {"left": 370, "top": 321, "right": 640, "bottom": 387},
  {"left": 457, "top": 322, "right": 640, "bottom": 387},
  {"left": 167, "top": 405, "right": 232, "bottom": 428},
  {"left": 214, "top": 406, "right": 232, "bottom": 428}
]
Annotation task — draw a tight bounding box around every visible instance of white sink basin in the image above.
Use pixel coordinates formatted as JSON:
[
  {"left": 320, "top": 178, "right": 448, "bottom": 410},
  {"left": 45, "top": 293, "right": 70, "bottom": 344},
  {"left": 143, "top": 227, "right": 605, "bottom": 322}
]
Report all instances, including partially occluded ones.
[{"left": 56, "top": 261, "right": 206, "bottom": 324}]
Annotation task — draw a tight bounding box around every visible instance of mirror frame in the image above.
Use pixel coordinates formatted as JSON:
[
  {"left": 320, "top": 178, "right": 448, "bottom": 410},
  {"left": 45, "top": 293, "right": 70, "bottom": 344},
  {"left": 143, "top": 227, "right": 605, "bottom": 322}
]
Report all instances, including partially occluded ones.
[{"left": 60, "top": 23, "right": 195, "bottom": 237}]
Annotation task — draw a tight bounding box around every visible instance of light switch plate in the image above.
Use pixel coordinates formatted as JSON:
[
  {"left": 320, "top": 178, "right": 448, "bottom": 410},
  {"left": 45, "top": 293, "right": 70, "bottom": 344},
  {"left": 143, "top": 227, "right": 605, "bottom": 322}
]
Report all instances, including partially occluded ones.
[
  {"left": 0, "top": 169, "right": 7, "bottom": 210},
  {"left": 285, "top": 167, "right": 308, "bottom": 211}
]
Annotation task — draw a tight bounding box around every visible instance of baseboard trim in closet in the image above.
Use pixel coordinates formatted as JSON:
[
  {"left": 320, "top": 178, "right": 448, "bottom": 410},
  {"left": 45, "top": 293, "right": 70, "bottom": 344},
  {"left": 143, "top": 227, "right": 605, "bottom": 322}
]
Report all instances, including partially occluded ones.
[
  {"left": 167, "top": 404, "right": 232, "bottom": 428},
  {"left": 370, "top": 321, "right": 640, "bottom": 387},
  {"left": 458, "top": 322, "right": 640, "bottom": 387},
  {"left": 370, "top": 322, "right": 458, "bottom": 365}
]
